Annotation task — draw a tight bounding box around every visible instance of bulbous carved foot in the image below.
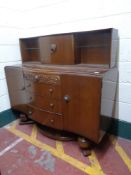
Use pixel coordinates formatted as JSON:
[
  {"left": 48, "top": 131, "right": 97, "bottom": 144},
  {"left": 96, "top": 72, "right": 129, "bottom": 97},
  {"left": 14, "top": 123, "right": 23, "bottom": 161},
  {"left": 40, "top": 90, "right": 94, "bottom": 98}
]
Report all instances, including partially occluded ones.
[
  {"left": 78, "top": 137, "right": 92, "bottom": 156},
  {"left": 19, "top": 114, "right": 35, "bottom": 125}
]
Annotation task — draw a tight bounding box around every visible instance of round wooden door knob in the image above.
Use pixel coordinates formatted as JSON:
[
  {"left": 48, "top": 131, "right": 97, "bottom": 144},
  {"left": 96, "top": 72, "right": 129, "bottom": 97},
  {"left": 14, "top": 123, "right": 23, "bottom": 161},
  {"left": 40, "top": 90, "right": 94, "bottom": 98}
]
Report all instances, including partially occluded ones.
[
  {"left": 50, "top": 119, "right": 54, "bottom": 123},
  {"left": 50, "top": 44, "right": 57, "bottom": 53},
  {"left": 49, "top": 88, "right": 53, "bottom": 93},
  {"left": 28, "top": 111, "right": 32, "bottom": 115},
  {"left": 49, "top": 103, "right": 54, "bottom": 108},
  {"left": 64, "top": 95, "right": 71, "bottom": 103}
]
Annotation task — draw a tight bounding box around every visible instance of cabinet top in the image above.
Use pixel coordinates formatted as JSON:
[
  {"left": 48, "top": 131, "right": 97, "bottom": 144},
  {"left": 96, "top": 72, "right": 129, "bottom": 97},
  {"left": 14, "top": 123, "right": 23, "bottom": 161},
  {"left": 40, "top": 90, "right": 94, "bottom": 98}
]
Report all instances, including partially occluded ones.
[
  {"left": 20, "top": 28, "right": 117, "bottom": 39},
  {"left": 22, "top": 62, "right": 109, "bottom": 77}
]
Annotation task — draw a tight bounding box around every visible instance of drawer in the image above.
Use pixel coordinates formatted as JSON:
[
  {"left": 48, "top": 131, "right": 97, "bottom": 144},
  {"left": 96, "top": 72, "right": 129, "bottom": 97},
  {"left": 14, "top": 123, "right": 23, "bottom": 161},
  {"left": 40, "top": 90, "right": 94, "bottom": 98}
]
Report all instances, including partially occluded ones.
[
  {"left": 23, "top": 70, "right": 61, "bottom": 85},
  {"left": 27, "top": 93, "right": 62, "bottom": 114},
  {"left": 25, "top": 80, "right": 61, "bottom": 100},
  {"left": 35, "top": 83, "right": 61, "bottom": 99},
  {"left": 25, "top": 79, "right": 34, "bottom": 91},
  {"left": 27, "top": 106, "right": 63, "bottom": 130}
]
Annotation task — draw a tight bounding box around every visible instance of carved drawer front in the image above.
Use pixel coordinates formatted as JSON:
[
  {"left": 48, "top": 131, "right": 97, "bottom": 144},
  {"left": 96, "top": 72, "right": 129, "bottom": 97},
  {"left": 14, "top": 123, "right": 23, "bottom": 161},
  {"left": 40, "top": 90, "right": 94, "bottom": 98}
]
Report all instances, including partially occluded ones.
[
  {"left": 27, "top": 93, "right": 62, "bottom": 114},
  {"left": 27, "top": 106, "right": 63, "bottom": 130},
  {"left": 25, "top": 80, "right": 61, "bottom": 100},
  {"left": 25, "top": 80, "right": 33, "bottom": 91},
  {"left": 23, "top": 70, "right": 60, "bottom": 85},
  {"left": 23, "top": 70, "right": 61, "bottom": 99},
  {"left": 34, "top": 84, "right": 61, "bottom": 99}
]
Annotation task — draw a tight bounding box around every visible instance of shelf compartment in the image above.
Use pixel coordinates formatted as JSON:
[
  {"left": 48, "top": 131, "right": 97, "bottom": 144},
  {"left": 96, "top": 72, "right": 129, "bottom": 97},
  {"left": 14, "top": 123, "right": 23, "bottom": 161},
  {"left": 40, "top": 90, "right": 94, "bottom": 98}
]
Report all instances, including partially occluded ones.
[
  {"left": 25, "top": 48, "right": 40, "bottom": 50},
  {"left": 20, "top": 37, "right": 40, "bottom": 62},
  {"left": 77, "top": 44, "right": 110, "bottom": 48}
]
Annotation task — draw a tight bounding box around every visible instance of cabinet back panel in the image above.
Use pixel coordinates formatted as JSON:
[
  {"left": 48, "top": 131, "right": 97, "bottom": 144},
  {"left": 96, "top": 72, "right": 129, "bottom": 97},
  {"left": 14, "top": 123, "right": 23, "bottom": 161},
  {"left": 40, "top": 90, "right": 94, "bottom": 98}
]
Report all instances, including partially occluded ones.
[
  {"left": 21, "top": 38, "right": 39, "bottom": 48},
  {"left": 75, "top": 30, "right": 111, "bottom": 65},
  {"left": 81, "top": 47, "right": 110, "bottom": 64},
  {"left": 22, "top": 50, "right": 40, "bottom": 62}
]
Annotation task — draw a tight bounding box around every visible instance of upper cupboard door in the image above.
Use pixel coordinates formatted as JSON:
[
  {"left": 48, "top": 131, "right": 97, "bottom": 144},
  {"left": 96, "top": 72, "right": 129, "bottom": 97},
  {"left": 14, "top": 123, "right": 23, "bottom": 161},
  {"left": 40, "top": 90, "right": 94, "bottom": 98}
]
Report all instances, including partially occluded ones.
[{"left": 39, "top": 34, "right": 75, "bottom": 64}]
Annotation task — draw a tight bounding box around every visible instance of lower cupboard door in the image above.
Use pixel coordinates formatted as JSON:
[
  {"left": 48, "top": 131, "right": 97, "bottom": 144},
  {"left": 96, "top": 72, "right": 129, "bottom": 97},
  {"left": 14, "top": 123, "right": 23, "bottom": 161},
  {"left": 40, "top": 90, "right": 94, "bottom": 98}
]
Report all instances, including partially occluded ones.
[{"left": 62, "top": 74, "right": 102, "bottom": 143}]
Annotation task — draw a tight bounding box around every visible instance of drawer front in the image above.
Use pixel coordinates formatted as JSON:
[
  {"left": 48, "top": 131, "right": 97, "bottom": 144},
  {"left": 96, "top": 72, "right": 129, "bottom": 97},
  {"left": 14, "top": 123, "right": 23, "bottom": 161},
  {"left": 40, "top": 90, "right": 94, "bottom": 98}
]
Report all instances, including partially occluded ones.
[
  {"left": 27, "top": 106, "right": 63, "bottom": 130},
  {"left": 23, "top": 70, "right": 61, "bottom": 85},
  {"left": 25, "top": 79, "right": 34, "bottom": 91},
  {"left": 34, "top": 83, "right": 61, "bottom": 100},
  {"left": 27, "top": 93, "right": 62, "bottom": 114},
  {"left": 25, "top": 80, "right": 61, "bottom": 100},
  {"left": 24, "top": 78, "right": 61, "bottom": 100}
]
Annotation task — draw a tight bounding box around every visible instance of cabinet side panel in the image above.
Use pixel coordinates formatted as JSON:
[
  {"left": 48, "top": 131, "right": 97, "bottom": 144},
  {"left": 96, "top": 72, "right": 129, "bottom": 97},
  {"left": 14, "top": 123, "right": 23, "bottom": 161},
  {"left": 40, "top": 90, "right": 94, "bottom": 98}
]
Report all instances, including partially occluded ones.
[
  {"left": 101, "top": 68, "right": 118, "bottom": 132},
  {"left": 5, "top": 66, "right": 28, "bottom": 113},
  {"left": 110, "top": 29, "right": 119, "bottom": 68}
]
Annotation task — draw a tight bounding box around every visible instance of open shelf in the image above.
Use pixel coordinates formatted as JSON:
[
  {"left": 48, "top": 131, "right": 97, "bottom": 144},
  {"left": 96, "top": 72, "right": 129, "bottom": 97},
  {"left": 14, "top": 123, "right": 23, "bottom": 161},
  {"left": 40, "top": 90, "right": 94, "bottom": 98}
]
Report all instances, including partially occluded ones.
[
  {"left": 20, "top": 37, "right": 40, "bottom": 62},
  {"left": 25, "top": 48, "right": 40, "bottom": 50},
  {"left": 77, "top": 44, "right": 110, "bottom": 48}
]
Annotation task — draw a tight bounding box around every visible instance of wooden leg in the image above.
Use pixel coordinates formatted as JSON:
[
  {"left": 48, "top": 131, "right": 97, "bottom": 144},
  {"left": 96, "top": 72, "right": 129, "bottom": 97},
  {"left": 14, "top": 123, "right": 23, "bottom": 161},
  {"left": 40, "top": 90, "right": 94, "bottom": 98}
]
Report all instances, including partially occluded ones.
[
  {"left": 81, "top": 149, "right": 91, "bottom": 156},
  {"left": 77, "top": 137, "right": 92, "bottom": 156},
  {"left": 19, "top": 114, "right": 35, "bottom": 125}
]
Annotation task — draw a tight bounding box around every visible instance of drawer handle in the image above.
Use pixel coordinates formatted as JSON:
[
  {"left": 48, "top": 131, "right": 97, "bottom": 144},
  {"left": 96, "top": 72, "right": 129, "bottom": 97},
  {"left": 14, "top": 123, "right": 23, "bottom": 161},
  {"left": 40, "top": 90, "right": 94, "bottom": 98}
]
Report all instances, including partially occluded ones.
[
  {"left": 21, "top": 86, "right": 25, "bottom": 90},
  {"left": 49, "top": 103, "right": 54, "bottom": 108},
  {"left": 64, "top": 95, "right": 71, "bottom": 103},
  {"left": 50, "top": 119, "right": 54, "bottom": 123},
  {"left": 29, "top": 97, "right": 32, "bottom": 100},
  {"left": 49, "top": 88, "right": 53, "bottom": 93},
  {"left": 28, "top": 111, "right": 32, "bottom": 115},
  {"left": 50, "top": 44, "right": 57, "bottom": 53},
  {"left": 27, "top": 84, "right": 31, "bottom": 87},
  {"left": 34, "top": 75, "right": 39, "bottom": 81}
]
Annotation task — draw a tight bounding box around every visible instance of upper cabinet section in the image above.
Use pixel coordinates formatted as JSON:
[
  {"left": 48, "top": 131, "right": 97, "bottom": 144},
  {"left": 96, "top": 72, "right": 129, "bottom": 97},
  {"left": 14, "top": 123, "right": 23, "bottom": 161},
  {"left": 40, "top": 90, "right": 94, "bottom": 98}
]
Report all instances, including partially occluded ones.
[{"left": 19, "top": 28, "right": 118, "bottom": 68}]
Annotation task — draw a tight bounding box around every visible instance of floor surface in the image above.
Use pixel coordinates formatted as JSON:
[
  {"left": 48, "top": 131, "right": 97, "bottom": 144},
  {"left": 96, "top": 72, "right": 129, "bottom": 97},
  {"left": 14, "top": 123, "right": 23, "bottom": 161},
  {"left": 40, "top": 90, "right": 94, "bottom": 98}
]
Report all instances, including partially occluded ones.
[{"left": 0, "top": 120, "right": 131, "bottom": 175}]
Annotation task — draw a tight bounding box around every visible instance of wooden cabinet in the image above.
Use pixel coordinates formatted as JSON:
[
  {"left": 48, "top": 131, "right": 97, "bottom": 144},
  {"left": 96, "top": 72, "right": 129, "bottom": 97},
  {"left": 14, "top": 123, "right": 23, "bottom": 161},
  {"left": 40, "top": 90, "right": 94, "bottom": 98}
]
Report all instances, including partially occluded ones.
[{"left": 5, "top": 28, "right": 118, "bottom": 144}]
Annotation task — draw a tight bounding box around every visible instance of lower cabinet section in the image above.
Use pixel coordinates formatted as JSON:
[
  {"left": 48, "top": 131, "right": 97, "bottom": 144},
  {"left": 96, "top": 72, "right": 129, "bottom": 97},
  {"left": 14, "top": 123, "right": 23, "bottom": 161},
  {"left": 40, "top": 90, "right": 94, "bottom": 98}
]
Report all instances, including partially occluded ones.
[
  {"left": 27, "top": 105, "right": 63, "bottom": 130},
  {"left": 5, "top": 65, "right": 117, "bottom": 144}
]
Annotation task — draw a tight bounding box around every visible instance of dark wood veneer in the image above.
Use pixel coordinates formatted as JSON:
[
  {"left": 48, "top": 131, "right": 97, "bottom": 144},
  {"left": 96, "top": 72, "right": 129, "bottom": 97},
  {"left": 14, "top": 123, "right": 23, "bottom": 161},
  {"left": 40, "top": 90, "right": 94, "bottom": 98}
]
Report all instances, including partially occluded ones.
[{"left": 5, "top": 28, "right": 118, "bottom": 144}]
